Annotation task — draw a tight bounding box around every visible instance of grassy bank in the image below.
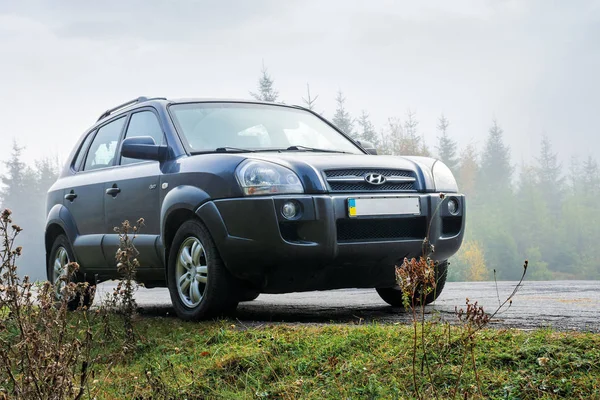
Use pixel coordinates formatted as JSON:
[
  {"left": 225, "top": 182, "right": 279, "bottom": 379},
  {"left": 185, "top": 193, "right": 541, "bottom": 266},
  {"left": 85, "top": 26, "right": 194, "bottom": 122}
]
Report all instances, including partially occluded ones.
[{"left": 89, "top": 318, "right": 599, "bottom": 399}]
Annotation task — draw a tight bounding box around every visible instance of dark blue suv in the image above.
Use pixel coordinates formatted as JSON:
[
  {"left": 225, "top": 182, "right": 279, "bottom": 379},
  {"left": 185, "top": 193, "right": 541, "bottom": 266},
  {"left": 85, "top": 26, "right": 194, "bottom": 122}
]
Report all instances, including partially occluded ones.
[{"left": 45, "top": 97, "right": 465, "bottom": 320}]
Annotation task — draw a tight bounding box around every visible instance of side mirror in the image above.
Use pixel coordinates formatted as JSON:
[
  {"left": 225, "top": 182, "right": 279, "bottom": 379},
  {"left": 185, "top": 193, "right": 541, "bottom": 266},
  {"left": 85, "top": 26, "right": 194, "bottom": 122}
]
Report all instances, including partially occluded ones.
[
  {"left": 121, "top": 136, "right": 167, "bottom": 161},
  {"left": 356, "top": 140, "right": 378, "bottom": 155}
]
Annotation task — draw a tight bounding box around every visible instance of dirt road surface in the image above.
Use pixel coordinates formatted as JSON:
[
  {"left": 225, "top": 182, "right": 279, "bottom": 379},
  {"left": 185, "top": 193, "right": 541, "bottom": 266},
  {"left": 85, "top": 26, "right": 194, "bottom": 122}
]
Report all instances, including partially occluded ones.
[{"left": 95, "top": 280, "right": 600, "bottom": 331}]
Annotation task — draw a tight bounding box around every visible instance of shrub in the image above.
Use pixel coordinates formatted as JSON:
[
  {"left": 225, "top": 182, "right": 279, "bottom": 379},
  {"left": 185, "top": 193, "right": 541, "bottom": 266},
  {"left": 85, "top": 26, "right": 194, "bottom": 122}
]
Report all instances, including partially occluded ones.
[
  {"left": 0, "top": 209, "right": 95, "bottom": 399},
  {"left": 0, "top": 209, "right": 144, "bottom": 399}
]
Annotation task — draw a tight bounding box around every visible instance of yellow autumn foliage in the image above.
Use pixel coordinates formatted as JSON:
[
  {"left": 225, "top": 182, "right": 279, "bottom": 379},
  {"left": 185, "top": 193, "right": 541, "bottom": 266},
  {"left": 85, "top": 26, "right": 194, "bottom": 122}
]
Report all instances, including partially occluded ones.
[{"left": 457, "top": 240, "right": 489, "bottom": 281}]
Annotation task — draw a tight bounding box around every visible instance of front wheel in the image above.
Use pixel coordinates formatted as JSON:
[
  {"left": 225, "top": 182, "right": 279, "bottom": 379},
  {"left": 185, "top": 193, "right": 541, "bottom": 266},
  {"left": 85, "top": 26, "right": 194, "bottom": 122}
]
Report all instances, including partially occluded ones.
[
  {"left": 238, "top": 290, "right": 260, "bottom": 302},
  {"left": 167, "top": 219, "right": 239, "bottom": 320},
  {"left": 376, "top": 260, "right": 448, "bottom": 307}
]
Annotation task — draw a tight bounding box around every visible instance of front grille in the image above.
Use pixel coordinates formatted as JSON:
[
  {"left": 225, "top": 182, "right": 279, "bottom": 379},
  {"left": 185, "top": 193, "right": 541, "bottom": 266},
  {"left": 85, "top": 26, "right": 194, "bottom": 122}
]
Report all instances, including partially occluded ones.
[
  {"left": 336, "top": 217, "right": 427, "bottom": 242},
  {"left": 326, "top": 169, "right": 414, "bottom": 178},
  {"left": 324, "top": 169, "right": 418, "bottom": 192}
]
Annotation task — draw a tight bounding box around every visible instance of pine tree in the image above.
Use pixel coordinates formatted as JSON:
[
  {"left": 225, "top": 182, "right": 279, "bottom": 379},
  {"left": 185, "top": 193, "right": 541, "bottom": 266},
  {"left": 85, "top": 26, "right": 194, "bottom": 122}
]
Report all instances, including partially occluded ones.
[
  {"left": 457, "top": 142, "right": 479, "bottom": 198},
  {"left": 386, "top": 117, "right": 403, "bottom": 155},
  {"left": 249, "top": 62, "right": 279, "bottom": 102},
  {"left": 301, "top": 83, "right": 319, "bottom": 111},
  {"left": 403, "top": 110, "right": 424, "bottom": 156},
  {"left": 568, "top": 156, "right": 582, "bottom": 194},
  {"left": 35, "top": 157, "right": 60, "bottom": 199},
  {"left": 0, "top": 141, "right": 46, "bottom": 279},
  {"left": 332, "top": 90, "right": 355, "bottom": 139},
  {"left": 0, "top": 140, "right": 27, "bottom": 207},
  {"left": 515, "top": 162, "right": 552, "bottom": 262},
  {"left": 435, "top": 114, "right": 459, "bottom": 172},
  {"left": 356, "top": 111, "right": 379, "bottom": 148},
  {"left": 535, "top": 135, "right": 564, "bottom": 211},
  {"left": 378, "top": 129, "right": 392, "bottom": 155},
  {"left": 581, "top": 156, "right": 600, "bottom": 194},
  {"left": 560, "top": 156, "right": 587, "bottom": 274},
  {"left": 472, "top": 120, "right": 519, "bottom": 279},
  {"left": 479, "top": 119, "right": 513, "bottom": 193},
  {"left": 561, "top": 155, "right": 600, "bottom": 278}
]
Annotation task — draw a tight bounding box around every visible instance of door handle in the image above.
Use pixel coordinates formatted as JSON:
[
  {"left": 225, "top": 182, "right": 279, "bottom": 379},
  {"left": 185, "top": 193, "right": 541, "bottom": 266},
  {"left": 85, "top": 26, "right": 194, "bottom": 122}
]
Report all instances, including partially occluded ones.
[
  {"left": 64, "top": 191, "right": 77, "bottom": 202},
  {"left": 105, "top": 187, "right": 121, "bottom": 196}
]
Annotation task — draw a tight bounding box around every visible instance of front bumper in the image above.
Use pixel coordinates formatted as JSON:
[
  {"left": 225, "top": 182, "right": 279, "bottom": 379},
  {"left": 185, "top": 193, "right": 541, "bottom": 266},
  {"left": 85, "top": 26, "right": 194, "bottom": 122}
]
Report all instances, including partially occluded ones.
[{"left": 196, "top": 193, "right": 465, "bottom": 293}]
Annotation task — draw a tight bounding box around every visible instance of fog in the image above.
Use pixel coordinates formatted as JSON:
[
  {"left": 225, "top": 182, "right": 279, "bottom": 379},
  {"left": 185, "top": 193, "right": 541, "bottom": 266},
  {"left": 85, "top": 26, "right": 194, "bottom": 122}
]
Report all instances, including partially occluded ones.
[
  {"left": 1, "top": 1, "right": 599, "bottom": 280},
  {"left": 2, "top": 1, "right": 599, "bottom": 164}
]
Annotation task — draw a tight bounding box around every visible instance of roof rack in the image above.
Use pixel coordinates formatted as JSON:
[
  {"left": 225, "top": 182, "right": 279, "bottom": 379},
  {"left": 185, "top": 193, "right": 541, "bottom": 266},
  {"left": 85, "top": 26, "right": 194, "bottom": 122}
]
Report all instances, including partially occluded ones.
[{"left": 97, "top": 96, "right": 166, "bottom": 121}]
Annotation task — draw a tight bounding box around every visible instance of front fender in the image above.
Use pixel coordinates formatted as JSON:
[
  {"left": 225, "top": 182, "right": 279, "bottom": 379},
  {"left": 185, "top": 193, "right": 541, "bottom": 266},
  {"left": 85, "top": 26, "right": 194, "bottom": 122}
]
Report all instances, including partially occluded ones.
[
  {"left": 160, "top": 185, "right": 211, "bottom": 238},
  {"left": 401, "top": 156, "right": 437, "bottom": 192}
]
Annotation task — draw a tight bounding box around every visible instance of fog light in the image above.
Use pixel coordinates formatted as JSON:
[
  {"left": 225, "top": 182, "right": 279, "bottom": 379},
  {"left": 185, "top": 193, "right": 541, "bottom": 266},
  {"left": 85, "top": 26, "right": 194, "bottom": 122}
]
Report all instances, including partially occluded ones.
[
  {"left": 448, "top": 198, "right": 459, "bottom": 215},
  {"left": 281, "top": 201, "right": 299, "bottom": 219}
]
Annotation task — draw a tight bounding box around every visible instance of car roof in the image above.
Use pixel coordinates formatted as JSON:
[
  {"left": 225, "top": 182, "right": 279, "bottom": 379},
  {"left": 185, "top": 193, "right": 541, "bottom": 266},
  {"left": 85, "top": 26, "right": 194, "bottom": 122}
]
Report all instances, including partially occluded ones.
[
  {"left": 94, "top": 96, "right": 305, "bottom": 126},
  {"left": 168, "top": 97, "right": 296, "bottom": 106}
]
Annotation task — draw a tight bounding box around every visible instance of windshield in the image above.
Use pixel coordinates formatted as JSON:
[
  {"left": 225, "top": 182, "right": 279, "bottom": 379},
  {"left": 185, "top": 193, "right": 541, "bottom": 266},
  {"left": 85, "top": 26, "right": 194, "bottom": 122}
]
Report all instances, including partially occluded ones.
[{"left": 169, "top": 102, "right": 363, "bottom": 154}]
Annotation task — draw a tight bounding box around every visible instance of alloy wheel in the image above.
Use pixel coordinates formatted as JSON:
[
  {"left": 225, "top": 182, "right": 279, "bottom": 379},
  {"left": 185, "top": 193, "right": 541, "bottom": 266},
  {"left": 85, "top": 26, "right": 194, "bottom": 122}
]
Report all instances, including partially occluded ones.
[{"left": 175, "top": 237, "right": 208, "bottom": 307}]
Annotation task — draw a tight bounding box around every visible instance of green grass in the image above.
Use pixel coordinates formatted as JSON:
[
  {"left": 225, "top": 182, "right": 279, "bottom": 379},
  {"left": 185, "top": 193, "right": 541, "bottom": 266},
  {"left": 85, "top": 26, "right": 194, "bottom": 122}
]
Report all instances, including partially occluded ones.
[{"left": 88, "top": 317, "right": 600, "bottom": 399}]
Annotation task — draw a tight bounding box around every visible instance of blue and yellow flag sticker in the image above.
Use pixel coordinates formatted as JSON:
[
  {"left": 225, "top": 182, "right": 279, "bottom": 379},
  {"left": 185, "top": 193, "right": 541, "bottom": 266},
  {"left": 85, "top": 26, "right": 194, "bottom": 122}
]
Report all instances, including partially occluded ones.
[{"left": 348, "top": 199, "right": 357, "bottom": 216}]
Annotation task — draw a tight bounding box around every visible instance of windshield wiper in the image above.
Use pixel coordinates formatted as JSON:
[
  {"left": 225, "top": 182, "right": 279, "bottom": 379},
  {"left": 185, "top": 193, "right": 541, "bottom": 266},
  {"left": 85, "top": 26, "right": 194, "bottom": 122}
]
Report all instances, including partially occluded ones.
[
  {"left": 191, "top": 146, "right": 349, "bottom": 155},
  {"left": 190, "top": 147, "right": 256, "bottom": 154},
  {"left": 215, "top": 147, "right": 256, "bottom": 153},
  {"left": 284, "top": 145, "right": 350, "bottom": 154}
]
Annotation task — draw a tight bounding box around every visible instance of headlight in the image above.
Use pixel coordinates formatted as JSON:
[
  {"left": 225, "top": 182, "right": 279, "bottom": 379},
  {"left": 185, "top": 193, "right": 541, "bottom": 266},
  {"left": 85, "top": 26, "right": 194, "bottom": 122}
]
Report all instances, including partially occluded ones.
[
  {"left": 432, "top": 160, "right": 458, "bottom": 193},
  {"left": 236, "top": 160, "right": 304, "bottom": 195}
]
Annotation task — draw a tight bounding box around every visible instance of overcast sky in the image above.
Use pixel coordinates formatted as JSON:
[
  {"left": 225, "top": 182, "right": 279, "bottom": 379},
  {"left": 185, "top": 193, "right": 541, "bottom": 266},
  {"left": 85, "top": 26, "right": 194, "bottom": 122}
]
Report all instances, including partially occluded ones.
[{"left": 1, "top": 0, "right": 599, "bottom": 168}]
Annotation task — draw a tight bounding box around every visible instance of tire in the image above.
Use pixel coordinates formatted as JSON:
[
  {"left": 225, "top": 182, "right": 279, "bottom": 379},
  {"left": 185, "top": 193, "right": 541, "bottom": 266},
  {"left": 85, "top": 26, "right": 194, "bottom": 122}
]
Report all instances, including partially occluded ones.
[
  {"left": 167, "top": 219, "right": 239, "bottom": 320},
  {"left": 47, "top": 234, "right": 95, "bottom": 310},
  {"left": 376, "top": 260, "right": 448, "bottom": 307},
  {"left": 238, "top": 290, "right": 260, "bottom": 302}
]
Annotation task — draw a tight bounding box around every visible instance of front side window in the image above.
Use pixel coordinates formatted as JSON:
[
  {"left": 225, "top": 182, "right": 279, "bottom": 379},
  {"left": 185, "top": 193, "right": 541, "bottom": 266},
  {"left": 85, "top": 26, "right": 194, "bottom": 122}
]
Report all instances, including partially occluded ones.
[
  {"left": 121, "top": 111, "right": 165, "bottom": 165},
  {"left": 83, "top": 117, "right": 126, "bottom": 171},
  {"left": 169, "top": 103, "right": 363, "bottom": 154}
]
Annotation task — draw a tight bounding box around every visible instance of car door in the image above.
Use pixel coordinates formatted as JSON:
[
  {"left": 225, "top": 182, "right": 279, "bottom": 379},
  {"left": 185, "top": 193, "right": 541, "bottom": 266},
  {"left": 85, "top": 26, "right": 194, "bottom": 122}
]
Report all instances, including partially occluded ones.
[
  {"left": 103, "top": 110, "right": 165, "bottom": 271},
  {"left": 62, "top": 116, "right": 127, "bottom": 271}
]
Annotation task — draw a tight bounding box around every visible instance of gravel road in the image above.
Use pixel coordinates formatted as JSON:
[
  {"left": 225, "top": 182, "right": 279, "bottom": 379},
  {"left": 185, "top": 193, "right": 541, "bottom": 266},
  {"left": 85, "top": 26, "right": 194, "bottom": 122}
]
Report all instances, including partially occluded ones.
[{"left": 95, "top": 280, "right": 600, "bottom": 332}]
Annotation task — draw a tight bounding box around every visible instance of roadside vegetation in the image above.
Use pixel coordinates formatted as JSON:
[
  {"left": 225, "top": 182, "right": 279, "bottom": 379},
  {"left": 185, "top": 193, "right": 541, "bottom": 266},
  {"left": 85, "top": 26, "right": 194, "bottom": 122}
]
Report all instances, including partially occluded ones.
[
  {"left": 87, "top": 321, "right": 600, "bottom": 399},
  {"left": 0, "top": 209, "right": 140, "bottom": 399}
]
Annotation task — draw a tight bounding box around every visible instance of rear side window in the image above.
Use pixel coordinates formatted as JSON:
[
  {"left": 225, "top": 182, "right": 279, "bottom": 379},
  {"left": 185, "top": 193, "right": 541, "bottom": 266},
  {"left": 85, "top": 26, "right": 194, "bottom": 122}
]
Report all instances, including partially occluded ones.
[
  {"left": 83, "top": 117, "right": 126, "bottom": 171},
  {"left": 121, "top": 111, "right": 165, "bottom": 165},
  {"left": 73, "top": 130, "right": 95, "bottom": 171}
]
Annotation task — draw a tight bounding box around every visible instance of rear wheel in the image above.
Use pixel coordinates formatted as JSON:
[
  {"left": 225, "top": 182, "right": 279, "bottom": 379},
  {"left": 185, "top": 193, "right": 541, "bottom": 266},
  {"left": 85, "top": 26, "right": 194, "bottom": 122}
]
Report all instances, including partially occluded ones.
[
  {"left": 167, "top": 219, "right": 239, "bottom": 320},
  {"left": 47, "top": 234, "right": 95, "bottom": 310},
  {"left": 377, "top": 260, "right": 448, "bottom": 307}
]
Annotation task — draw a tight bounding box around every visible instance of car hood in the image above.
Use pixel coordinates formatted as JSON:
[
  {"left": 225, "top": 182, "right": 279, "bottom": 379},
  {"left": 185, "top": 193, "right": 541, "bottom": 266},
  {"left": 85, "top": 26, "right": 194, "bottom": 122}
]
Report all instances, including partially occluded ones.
[
  {"left": 244, "top": 152, "right": 436, "bottom": 193},
  {"left": 247, "top": 152, "right": 415, "bottom": 170}
]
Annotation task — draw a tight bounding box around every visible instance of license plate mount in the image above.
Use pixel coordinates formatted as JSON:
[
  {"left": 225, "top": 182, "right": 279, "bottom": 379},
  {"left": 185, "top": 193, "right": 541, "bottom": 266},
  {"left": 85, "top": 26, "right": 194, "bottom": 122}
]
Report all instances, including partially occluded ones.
[{"left": 348, "top": 197, "right": 421, "bottom": 217}]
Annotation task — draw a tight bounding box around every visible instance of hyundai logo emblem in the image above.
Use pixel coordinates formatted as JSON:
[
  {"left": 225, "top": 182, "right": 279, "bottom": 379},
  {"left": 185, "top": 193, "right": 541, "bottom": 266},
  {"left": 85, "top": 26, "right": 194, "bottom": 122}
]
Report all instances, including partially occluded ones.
[{"left": 364, "top": 173, "right": 386, "bottom": 185}]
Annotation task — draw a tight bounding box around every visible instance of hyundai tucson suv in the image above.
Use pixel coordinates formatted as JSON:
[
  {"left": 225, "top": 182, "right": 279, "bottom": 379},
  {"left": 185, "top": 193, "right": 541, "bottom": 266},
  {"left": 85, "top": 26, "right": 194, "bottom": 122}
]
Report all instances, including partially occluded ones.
[{"left": 45, "top": 97, "right": 465, "bottom": 320}]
